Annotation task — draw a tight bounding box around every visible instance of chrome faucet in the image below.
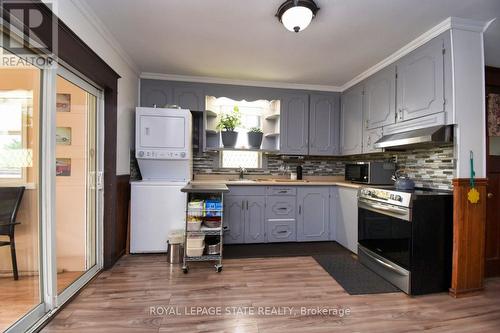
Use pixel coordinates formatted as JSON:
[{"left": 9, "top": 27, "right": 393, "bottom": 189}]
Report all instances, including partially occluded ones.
[{"left": 238, "top": 167, "right": 247, "bottom": 180}]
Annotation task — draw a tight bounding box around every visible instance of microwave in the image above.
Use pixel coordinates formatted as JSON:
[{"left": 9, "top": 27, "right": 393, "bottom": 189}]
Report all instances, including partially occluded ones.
[{"left": 345, "top": 162, "right": 395, "bottom": 184}]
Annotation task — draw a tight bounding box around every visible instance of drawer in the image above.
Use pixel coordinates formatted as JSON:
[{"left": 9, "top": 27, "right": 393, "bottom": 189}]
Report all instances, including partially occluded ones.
[
  {"left": 267, "top": 219, "right": 296, "bottom": 243},
  {"left": 266, "top": 196, "right": 296, "bottom": 219},
  {"left": 266, "top": 186, "right": 297, "bottom": 196},
  {"left": 226, "top": 186, "right": 265, "bottom": 196}
]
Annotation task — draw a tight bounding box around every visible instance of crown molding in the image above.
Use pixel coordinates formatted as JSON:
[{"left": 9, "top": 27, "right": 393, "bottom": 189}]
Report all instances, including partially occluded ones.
[
  {"left": 69, "top": 0, "right": 140, "bottom": 75},
  {"left": 140, "top": 72, "right": 342, "bottom": 92},
  {"left": 341, "top": 17, "right": 489, "bottom": 91}
]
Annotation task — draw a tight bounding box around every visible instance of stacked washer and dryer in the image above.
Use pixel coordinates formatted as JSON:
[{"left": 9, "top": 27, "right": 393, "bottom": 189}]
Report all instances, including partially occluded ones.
[{"left": 130, "top": 107, "right": 192, "bottom": 253}]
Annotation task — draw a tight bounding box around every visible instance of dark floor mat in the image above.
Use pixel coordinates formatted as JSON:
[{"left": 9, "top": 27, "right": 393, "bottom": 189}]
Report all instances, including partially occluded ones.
[
  {"left": 224, "top": 242, "right": 346, "bottom": 259},
  {"left": 314, "top": 254, "right": 401, "bottom": 295}
]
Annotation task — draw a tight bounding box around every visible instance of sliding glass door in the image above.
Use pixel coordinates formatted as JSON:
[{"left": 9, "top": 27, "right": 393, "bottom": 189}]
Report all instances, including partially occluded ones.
[
  {"left": 0, "top": 51, "right": 104, "bottom": 332},
  {"left": 0, "top": 50, "right": 45, "bottom": 333},
  {"left": 53, "top": 67, "right": 103, "bottom": 305}
]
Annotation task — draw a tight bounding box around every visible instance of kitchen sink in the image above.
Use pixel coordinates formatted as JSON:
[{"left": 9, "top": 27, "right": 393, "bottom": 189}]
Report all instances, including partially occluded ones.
[{"left": 226, "top": 179, "right": 257, "bottom": 183}]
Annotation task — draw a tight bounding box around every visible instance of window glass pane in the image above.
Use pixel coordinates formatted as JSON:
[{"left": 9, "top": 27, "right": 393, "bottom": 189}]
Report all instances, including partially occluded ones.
[
  {"left": 55, "top": 75, "right": 98, "bottom": 294},
  {"left": 0, "top": 51, "right": 42, "bottom": 331},
  {"left": 221, "top": 151, "right": 261, "bottom": 169}
]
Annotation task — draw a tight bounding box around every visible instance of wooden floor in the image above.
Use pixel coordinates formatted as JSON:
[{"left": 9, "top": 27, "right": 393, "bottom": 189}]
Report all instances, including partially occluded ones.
[
  {"left": 0, "top": 271, "right": 84, "bottom": 331},
  {"left": 40, "top": 255, "right": 500, "bottom": 333}
]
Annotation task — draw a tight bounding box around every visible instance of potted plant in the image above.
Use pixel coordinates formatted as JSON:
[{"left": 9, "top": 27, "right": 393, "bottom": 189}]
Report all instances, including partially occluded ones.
[
  {"left": 247, "top": 127, "right": 263, "bottom": 149},
  {"left": 217, "top": 106, "right": 241, "bottom": 148}
]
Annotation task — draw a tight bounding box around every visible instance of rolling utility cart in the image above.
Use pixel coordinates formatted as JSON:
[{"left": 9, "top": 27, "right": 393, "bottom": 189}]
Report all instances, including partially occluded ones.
[{"left": 181, "top": 183, "right": 229, "bottom": 273}]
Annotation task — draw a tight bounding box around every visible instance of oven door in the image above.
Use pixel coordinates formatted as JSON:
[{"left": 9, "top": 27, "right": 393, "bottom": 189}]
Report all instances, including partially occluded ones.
[
  {"left": 358, "top": 199, "right": 412, "bottom": 293},
  {"left": 358, "top": 199, "right": 411, "bottom": 270}
]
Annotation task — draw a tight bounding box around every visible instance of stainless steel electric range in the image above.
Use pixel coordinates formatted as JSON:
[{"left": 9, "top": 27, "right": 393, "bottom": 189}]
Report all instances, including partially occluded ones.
[{"left": 357, "top": 186, "right": 453, "bottom": 295}]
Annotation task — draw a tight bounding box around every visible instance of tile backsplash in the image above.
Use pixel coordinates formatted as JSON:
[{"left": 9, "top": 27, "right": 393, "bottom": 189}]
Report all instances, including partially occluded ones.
[{"left": 191, "top": 145, "right": 455, "bottom": 190}]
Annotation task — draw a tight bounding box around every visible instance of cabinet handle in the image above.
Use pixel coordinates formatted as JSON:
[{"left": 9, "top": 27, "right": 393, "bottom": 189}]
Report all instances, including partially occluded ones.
[
  {"left": 299, "top": 205, "right": 302, "bottom": 215},
  {"left": 365, "top": 119, "right": 369, "bottom": 129},
  {"left": 398, "top": 109, "right": 404, "bottom": 121},
  {"left": 278, "top": 207, "right": 287, "bottom": 210},
  {"left": 277, "top": 230, "right": 288, "bottom": 234},
  {"left": 278, "top": 190, "right": 287, "bottom": 194},
  {"left": 246, "top": 200, "right": 249, "bottom": 210},
  {"left": 241, "top": 200, "right": 244, "bottom": 210}
]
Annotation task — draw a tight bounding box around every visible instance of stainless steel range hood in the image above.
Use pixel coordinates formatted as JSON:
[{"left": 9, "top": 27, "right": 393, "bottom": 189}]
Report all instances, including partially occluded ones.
[{"left": 374, "top": 125, "right": 453, "bottom": 150}]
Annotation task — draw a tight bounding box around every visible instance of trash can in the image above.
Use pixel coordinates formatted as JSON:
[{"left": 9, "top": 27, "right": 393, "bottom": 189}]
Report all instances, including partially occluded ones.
[
  {"left": 167, "top": 230, "right": 184, "bottom": 264},
  {"left": 167, "top": 241, "right": 183, "bottom": 264}
]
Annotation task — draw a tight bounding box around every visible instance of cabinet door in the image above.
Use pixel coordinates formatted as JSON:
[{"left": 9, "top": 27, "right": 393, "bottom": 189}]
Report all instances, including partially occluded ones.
[
  {"left": 362, "top": 127, "right": 383, "bottom": 154},
  {"left": 309, "top": 94, "right": 340, "bottom": 155},
  {"left": 340, "top": 85, "right": 363, "bottom": 155},
  {"left": 280, "top": 94, "right": 309, "bottom": 155},
  {"left": 297, "top": 187, "right": 330, "bottom": 241},
  {"left": 223, "top": 196, "right": 245, "bottom": 244},
  {"left": 244, "top": 196, "right": 266, "bottom": 243},
  {"left": 335, "top": 187, "right": 358, "bottom": 253},
  {"left": 396, "top": 36, "right": 444, "bottom": 121},
  {"left": 173, "top": 85, "right": 205, "bottom": 111},
  {"left": 364, "top": 64, "right": 396, "bottom": 129}
]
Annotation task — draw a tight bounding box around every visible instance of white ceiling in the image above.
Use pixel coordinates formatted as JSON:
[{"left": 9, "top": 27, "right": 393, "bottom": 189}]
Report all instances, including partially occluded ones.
[{"left": 83, "top": 0, "right": 500, "bottom": 89}]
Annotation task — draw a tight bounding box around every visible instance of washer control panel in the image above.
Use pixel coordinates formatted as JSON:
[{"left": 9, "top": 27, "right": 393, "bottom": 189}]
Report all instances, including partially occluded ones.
[{"left": 137, "top": 150, "right": 188, "bottom": 160}]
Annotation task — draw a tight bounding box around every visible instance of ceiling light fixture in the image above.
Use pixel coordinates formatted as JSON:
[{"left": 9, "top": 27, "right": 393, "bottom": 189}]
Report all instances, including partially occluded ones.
[{"left": 276, "top": 0, "right": 320, "bottom": 33}]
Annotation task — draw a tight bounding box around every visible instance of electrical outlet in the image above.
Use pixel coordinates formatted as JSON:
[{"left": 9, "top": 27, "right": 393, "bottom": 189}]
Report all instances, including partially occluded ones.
[{"left": 391, "top": 155, "right": 398, "bottom": 164}]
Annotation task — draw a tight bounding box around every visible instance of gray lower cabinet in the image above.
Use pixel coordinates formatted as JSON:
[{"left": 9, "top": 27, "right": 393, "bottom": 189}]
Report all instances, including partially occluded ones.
[
  {"left": 396, "top": 35, "right": 445, "bottom": 122},
  {"left": 340, "top": 84, "right": 364, "bottom": 155},
  {"left": 267, "top": 219, "right": 296, "bottom": 242},
  {"left": 280, "top": 94, "right": 309, "bottom": 155},
  {"left": 297, "top": 187, "right": 330, "bottom": 241},
  {"left": 309, "top": 94, "right": 340, "bottom": 155},
  {"left": 334, "top": 187, "right": 358, "bottom": 254},
  {"left": 244, "top": 196, "right": 266, "bottom": 243},
  {"left": 223, "top": 195, "right": 245, "bottom": 244},
  {"left": 364, "top": 64, "right": 396, "bottom": 129},
  {"left": 223, "top": 189, "right": 266, "bottom": 244}
]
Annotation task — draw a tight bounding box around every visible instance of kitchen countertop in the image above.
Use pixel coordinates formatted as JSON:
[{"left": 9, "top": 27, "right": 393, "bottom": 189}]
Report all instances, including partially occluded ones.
[{"left": 189, "top": 176, "right": 363, "bottom": 189}]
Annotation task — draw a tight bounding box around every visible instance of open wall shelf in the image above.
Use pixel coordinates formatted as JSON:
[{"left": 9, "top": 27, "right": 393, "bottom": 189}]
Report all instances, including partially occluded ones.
[{"left": 204, "top": 96, "right": 281, "bottom": 152}]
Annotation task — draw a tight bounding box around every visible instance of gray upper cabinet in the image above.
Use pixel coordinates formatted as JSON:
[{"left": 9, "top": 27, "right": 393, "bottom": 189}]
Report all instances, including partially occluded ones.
[
  {"left": 297, "top": 187, "right": 330, "bottom": 242},
  {"left": 364, "top": 64, "right": 396, "bottom": 129},
  {"left": 244, "top": 196, "right": 266, "bottom": 243},
  {"left": 280, "top": 94, "right": 309, "bottom": 155},
  {"left": 340, "top": 85, "right": 364, "bottom": 155},
  {"left": 309, "top": 94, "right": 340, "bottom": 155},
  {"left": 173, "top": 85, "right": 205, "bottom": 111},
  {"left": 363, "top": 127, "right": 383, "bottom": 154},
  {"left": 223, "top": 196, "right": 245, "bottom": 244},
  {"left": 396, "top": 36, "right": 445, "bottom": 122}
]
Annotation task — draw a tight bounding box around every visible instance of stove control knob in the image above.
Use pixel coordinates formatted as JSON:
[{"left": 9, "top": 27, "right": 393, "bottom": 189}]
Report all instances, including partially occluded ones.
[
  {"left": 395, "top": 195, "right": 402, "bottom": 202},
  {"left": 138, "top": 151, "right": 144, "bottom": 157},
  {"left": 180, "top": 152, "right": 186, "bottom": 158}
]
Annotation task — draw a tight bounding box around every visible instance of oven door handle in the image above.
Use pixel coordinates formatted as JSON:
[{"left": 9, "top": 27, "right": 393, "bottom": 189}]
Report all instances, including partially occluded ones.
[
  {"left": 358, "top": 199, "right": 410, "bottom": 221},
  {"left": 358, "top": 246, "right": 409, "bottom": 277},
  {"left": 369, "top": 203, "right": 408, "bottom": 215}
]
